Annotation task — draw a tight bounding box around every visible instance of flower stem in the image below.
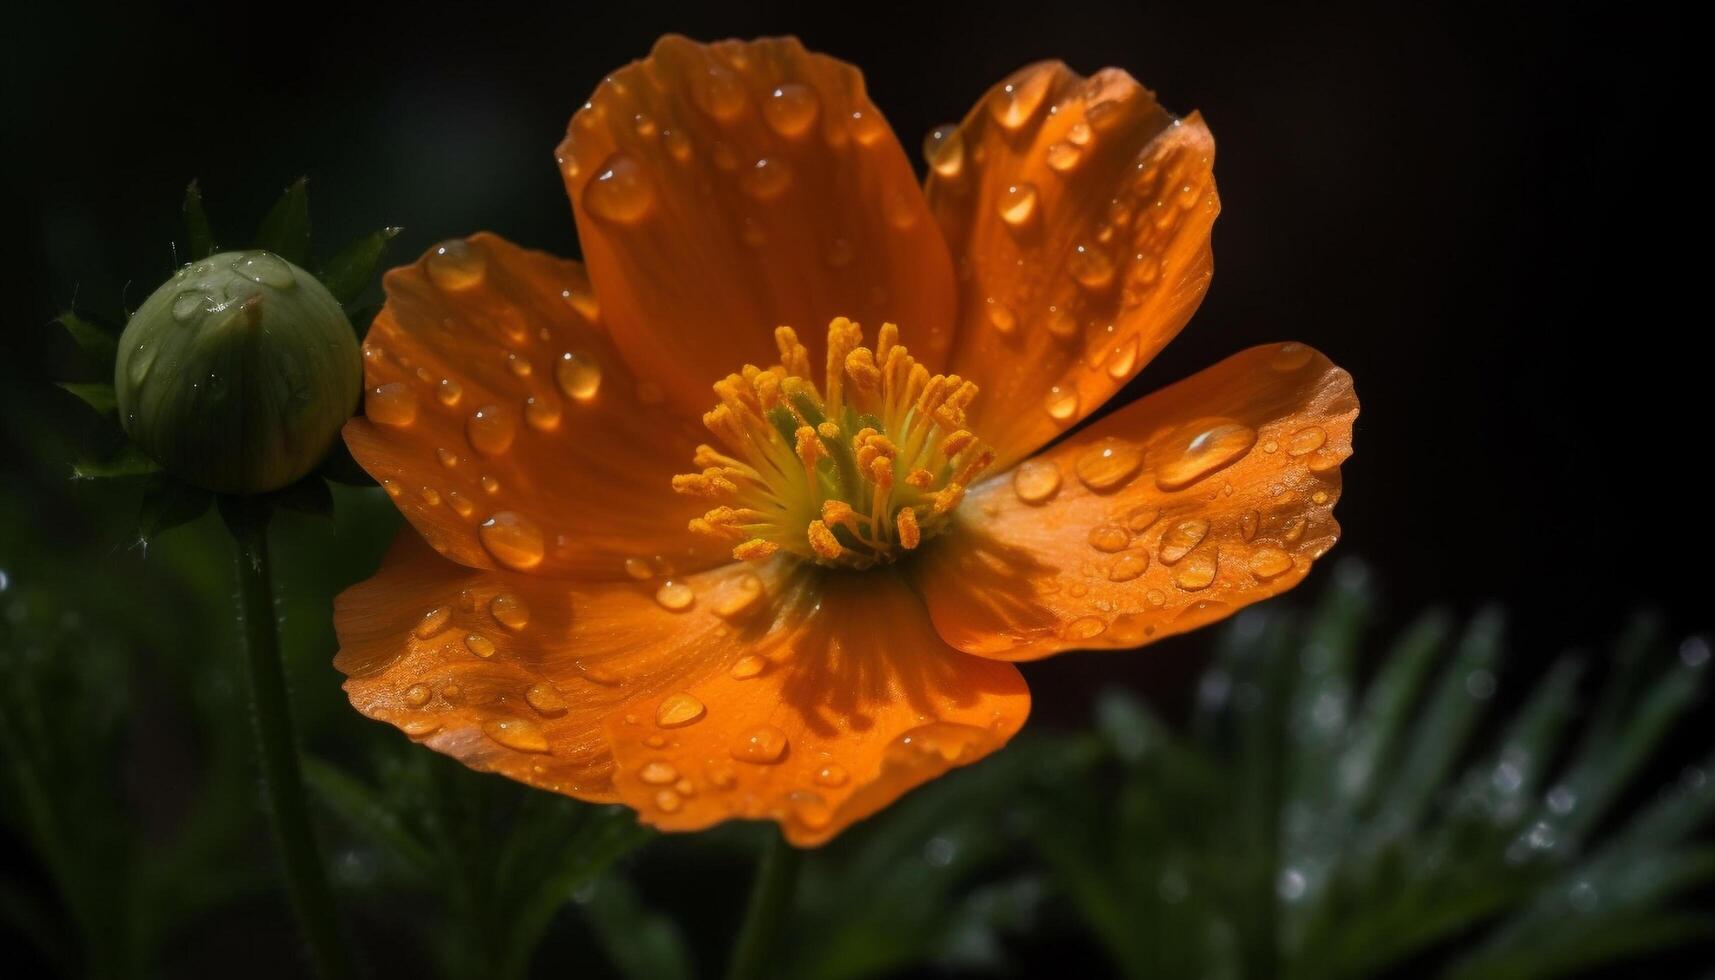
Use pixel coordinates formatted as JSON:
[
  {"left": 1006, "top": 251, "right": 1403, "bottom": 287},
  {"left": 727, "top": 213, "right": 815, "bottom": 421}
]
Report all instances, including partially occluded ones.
[
  {"left": 725, "top": 828, "right": 800, "bottom": 980},
  {"left": 227, "top": 501, "right": 354, "bottom": 979}
]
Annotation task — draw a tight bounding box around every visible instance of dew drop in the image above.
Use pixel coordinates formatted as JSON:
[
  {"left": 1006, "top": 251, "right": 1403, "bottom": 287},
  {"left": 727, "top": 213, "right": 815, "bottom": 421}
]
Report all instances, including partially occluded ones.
[
  {"left": 401, "top": 719, "right": 440, "bottom": 737},
  {"left": 731, "top": 725, "right": 789, "bottom": 764},
  {"left": 553, "top": 351, "right": 602, "bottom": 403},
  {"left": 171, "top": 290, "right": 209, "bottom": 321},
  {"left": 1311, "top": 490, "right": 1330, "bottom": 505},
  {"left": 235, "top": 251, "right": 296, "bottom": 289},
  {"left": 1012, "top": 459, "right": 1062, "bottom": 504},
  {"left": 655, "top": 581, "right": 694, "bottom": 612},
  {"left": 524, "top": 395, "right": 562, "bottom": 431},
  {"left": 1270, "top": 343, "right": 1315, "bottom": 372},
  {"left": 1044, "top": 385, "right": 1080, "bottom": 422},
  {"left": 790, "top": 791, "right": 832, "bottom": 829},
  {"left": 1249, "top": 548, "right": 1294, "bottom": 579},
  {"left": 1044, "top": 306, "right": 1079, "bottom": 341},
  {"left": 815, "top": 764, "right": 849, "bottom": 787},
  {"left": 506, "top": 352, "right": 533, "bottom": 378},
  {"left": 1067, "top": 121, "right": 1093, "bottom": 146},
  {"left": 1287, "top": 426, "right": 1327, "bottom": 457},
  {"left": 849, "top": 106, "right": 888, "bottom": 145},
  {"left": 1069, "top": 244, "right": 1115, "bottom": 290},
  {"left": 694, "top": 64, "right": 748, "bottom": 121},
  {"left": 415, "top": 605, "right": 452, "bottom": 639},
  {"left": 639, "top": 761, "right": 679, "bottom": 785},
  {"left": 763, "top": 83, "right": 819, "bottom": 136},
  {"left": 584, "top": 153, "right": 655, "bottom": 224},
  {"left": 404, "top": 684, "right": 432, "bottom": 708},
  {"left": 489, "top": 592, "right": 531, "bottom": 631},
  {"left": 987, "top": 73, "right": 1050, "bottom": 129},
  {"left": 1088, "top": 524, "right": 1131, "bottom": 553},
  {"left": 367, "top": 383, "right": 420, "bottom": 427},
  {"left": 483, "top": 717, "right": 550, "bottom": 753},
  {"left": 1155, "top": 420, "right": 1256, "bottom": 491},
  {"left": 656, "top": 692, "right": 706, "bottom": 727},
  {"left": 661, "top": 128, "right": 693, "bottom": 162},
  {"left": 467, "top": 404, "right": 518, "bottom": 456},
  {"left": 623, "top": 557, "right": 653, "bottom": 580},
  {"left": 740, "top": 156, "right": 793, "bottom": 200},
  {"left": 1124, "top": 506, "right": 1160, "bottom": 533},
  {"left": 426, "top": 239, "right": 486, "bottom": 290},
  {"left": 985, "top": 296, "right": 1017, "bottom": 334},
  {"left": 1063, "top": 616, "right": 1107, "bottom": 641},
  {"left": 1105, "top": 337, "right": 1139, "bottom": 379},
  {"left": 925, "top": 125, "right": 965, "bottom": 179},
  {"left": 524, "top": 682, "right": 568, "bottom": 716},
  {"left": 479, "top": 512, "right": 545, "bottom": 570},
  {"left": 437, "top": 378, "right": 463, "bottom": 406},
  {"left": 1075, "top": 437, "right": 1144, "bottom": 492},
  {"left": 655, "top": 789, "right": 683, "bottom": 813},
  {"left": 997, "top": 183, "right": 1038, "bottom": 227},
  {"left": 1108, "top": 551, "right": 1150, "bottom": 582},
  {"left": 1159, "top": 519, "right": 1209, "bottom": 564},
  {"left": 1045, "top": 140, "right": 1083, "bottom": 173},
  {"left": 464, "top": 633, "right": 496, "bottom": 658},
  {"left": 1174, "top": 552, "right": 1218, "bottom": 591},
  {"left": 730, "top": 654, "right": 768, "bottom": 679}
]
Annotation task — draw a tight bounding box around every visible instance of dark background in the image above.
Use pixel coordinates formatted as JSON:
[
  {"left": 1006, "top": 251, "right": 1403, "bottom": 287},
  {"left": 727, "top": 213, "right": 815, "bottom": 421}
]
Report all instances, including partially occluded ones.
[
  {"left": 0, "top": 0, "right": 1704, "bottom": 975},
  {"left": 7, "top": 0, "right": 1700, "bottom": 671}
]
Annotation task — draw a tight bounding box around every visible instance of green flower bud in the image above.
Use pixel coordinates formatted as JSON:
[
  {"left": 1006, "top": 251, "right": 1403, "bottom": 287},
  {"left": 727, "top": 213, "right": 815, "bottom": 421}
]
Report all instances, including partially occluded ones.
[{"left": 115, "top": 250, "right": 361, "bottom": 494}]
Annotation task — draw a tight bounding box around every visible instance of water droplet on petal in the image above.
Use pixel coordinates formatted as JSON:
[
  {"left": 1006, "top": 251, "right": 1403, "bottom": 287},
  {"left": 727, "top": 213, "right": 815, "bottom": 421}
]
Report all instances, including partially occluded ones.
[
  {"left": 1270, "top": 343, "right": 1315, "bottom": 371},
  {"left": 489, "top": 592, "right": 531, "bottom": 631},
  {"left": 763, "top": 83, "right": 819, "bottom": 136},
  {"left": 524, "top": 395, "right": 562, "bottom": 431},
  {"left": 367, "top": 383, "right": 419, "bottom": 426},
  {"left": 694, "top": 64, "right": 748, "bottom": 121},
  {"left": 925, "top": 125, "right": 965, "bottom": 179},
  {"left": 1125, "top": 506, "right": 1160, "bottom": 533},
  {"left": 731, "top": 725, "right": 789, "bottom": 764},
  {"left": 404, "top": 684, "right": 432, "bottom": 708},
  {"left": 1105, "top": 337, "right": 1139, "bottom": 379},
  {"left": 1173, "top": 550, "right": 1218, "bottom": 591},
  {"left": 464, "top": 633, "right": 496, "bottom": 658},
  {"left": 1287, "top": 426, "right": 1327, "bottom": 457},
  {"left": 1069, "top": 244, "right": 1115, "bottom": 289},
  {"left": 730, "top": 654, "right": 768, "bottom": 679},
  {"left": 1075, "top": 438, "right": 1144, "bottom": 491},
  {"left": 998, "top": 183, "right": 1038, "bottom": 226},
  {"left": 1063, "top": 616, "right": 1107, "bottom": 641},
  {"left": 987, "top": 73, "right": 1050, "bottom": 129},
  {"left": 1249, "top": 548, "right": 1294, "bottom": 579},
  {"left": 1155, "top": 420, "right": 1256, "bottom": 491},
  {"left": 1012, "top": 459, "right": 1062, "bottom": 503},
  {"left": 1045, "top": 385, "right": 1080, "bottom": 422},
  {"left": 655, "top": 581, "right": 694, "bottom": 611},
  {"left": 479, "top": 512, "right": 545, "bottom": 570},
  {"left": 656, "top": 692, "right": 706, "bottom": 727},
  {"left": 654, "top": 788, "right": 683, "bottom": 813},
  {"left": 740, "top": 156, "right": 794, "bottom": 200},
  {"left": 1109, "top": 551, "right": 1150, "bottom": 581},
  {"left": 985, "top": 296, "right": 1017, "bottom": 334},
  {"left": 1046, "top": 140, "right": 1084, "bottom": 173},
  {"left": 815, "top": 764, "right": 849, "bottom": 787},
  {"left": 1088, "top": 524, "right": 1131, "bottom": 552},
  {"left": 415, "top": 605, "right": 452, "bottom": 639},
  {"left": 467, "top": 404, "right": 518, "bottom": 455},
  {"left": 426, "top": 239, "right": 486, "bottom": 290},
  {"left": 849, "top": 106, "right": 888, "bottom": 145},
  {"left": 171, "top": 290, "right": 208, "bottom": 321},
  {"left": 1159, "top": 520, "right": 1209, "bottom": 564},
  {"left": 437, "top": 378, "right": 463, "bottom": 406},
  {"left": 584, "top": 153, "right": 655, "bottom": 224},
  {"left": 484, "top": 717, "right": 550, "bottom": 753},
  {"left": 526, "top": 682, "right": 569, "bottom": 716}
]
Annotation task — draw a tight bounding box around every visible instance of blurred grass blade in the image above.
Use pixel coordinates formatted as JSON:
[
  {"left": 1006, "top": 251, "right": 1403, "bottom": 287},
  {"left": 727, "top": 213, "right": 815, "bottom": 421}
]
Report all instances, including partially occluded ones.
[
  {"left": 56, "top": 311, "right": 119, "bottom": 370},
  {"left": 58, "top": 382, "right": 117, "bottom": 418},
  {"left": 255, "top": 177, "right": 311, "bottom": 265},
  {"left": 183, "top": 180, "right": 216, "bottom": 259},
  {"left": 303, "top": 756, "right": 436, "bottom": 881},
  {"left": 497, "top": 809, "right": 653, "bottom": 979},
  {"left": 1336, "top": 610, "right": 1450, "bottom": 811},
  {"left": 319, "top": 227, "right": 400, "bottom": 307},
  {"left": 1460, "top": 657, "right": 1583, "bottom": 818},
  {"left": 576, "top": 875, "right": 694, "bottom": 980}
]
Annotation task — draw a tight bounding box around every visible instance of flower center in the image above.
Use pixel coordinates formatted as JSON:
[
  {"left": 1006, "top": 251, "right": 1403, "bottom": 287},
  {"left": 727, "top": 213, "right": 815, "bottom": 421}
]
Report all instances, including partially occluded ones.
[{"left": 673, "top": 318, "right": 995, "bottom": 570}]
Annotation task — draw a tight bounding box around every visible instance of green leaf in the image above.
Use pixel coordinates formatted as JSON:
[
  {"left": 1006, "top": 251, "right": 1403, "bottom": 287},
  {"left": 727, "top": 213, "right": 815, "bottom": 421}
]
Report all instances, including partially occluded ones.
[
  {"left": 71, "top": 442, "right": 158, "bottom": 480},
  {"left": 576, "top": 875, "right": 695, "bottom": 980},
  {"left": 303, "top": 756, "right": 436, "bottom": 882},
  {"left": 57, "top": 382, "right": 117, "bottom": 418},
  {"left": 138, "top": 476, "right": 211, "bottom": 540},
  {"left": 182, "top": 180, "right": 216, "bottom": 260},
  {"left": 319, "top": 227, "right": 400, "bottom": 306},
  {"left": 56, "top": 311, "right": 119, "bottom": 370},
  {"left": 255, "top": 177, "right": 311, "bottom": 265}
]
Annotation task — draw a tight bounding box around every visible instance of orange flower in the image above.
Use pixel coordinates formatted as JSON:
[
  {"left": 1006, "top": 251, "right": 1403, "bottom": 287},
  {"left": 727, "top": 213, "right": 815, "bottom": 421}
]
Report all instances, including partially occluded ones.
[{"left": 335, "top": 36, "right": 1357, "bottom": 846}]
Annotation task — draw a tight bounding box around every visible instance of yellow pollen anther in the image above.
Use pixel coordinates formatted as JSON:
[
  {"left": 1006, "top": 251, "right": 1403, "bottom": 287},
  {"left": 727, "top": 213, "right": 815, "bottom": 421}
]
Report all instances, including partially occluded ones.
[
  {"left": 896, "top": 507, "right": 921, "bottom": 549},
  {"left": 674, "top": 317, "right": 993, "bottom": 570},
  {"left": 807, "top": 520, "right": 843, "bottom": 559}
]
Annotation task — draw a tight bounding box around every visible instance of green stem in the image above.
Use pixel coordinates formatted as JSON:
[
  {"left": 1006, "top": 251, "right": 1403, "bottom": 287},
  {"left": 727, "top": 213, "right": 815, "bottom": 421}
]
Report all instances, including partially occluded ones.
[
  {"left": 228, "top": 504, "right": 354, "bottom": 979},
  {"left": 725, "top": 829, "right": 801, "bottom": 980}
]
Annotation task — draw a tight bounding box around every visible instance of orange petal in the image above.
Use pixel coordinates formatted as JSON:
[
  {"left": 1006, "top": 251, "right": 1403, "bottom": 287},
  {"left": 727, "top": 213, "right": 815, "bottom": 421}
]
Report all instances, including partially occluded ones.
[
  {"left": 925, "top": 61, "right": 1220, "bottom": 467},
  {"left": 914, "top": 343, "right": 1356, "bottom": 660},
  {"left": 559, "top": 35, "right": 957, "bottom": 415},
  {"left": 334, "top": 531, "right": 794, "bottom": 800},
  {"left": 335, "top": 534, "right": 1029, "bottom": 844},
  {"left": 601, "top": 568, "right": 1028, "bottom": 845},
  {"left": 348, "top": 233, "right": 728, "bottom": 580}
]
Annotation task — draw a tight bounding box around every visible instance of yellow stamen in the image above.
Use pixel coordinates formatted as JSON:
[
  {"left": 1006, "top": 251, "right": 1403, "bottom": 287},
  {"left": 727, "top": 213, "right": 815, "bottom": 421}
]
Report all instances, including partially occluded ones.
[{"left": 673, "top": 317, "right": 993, "bottom": 569}]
